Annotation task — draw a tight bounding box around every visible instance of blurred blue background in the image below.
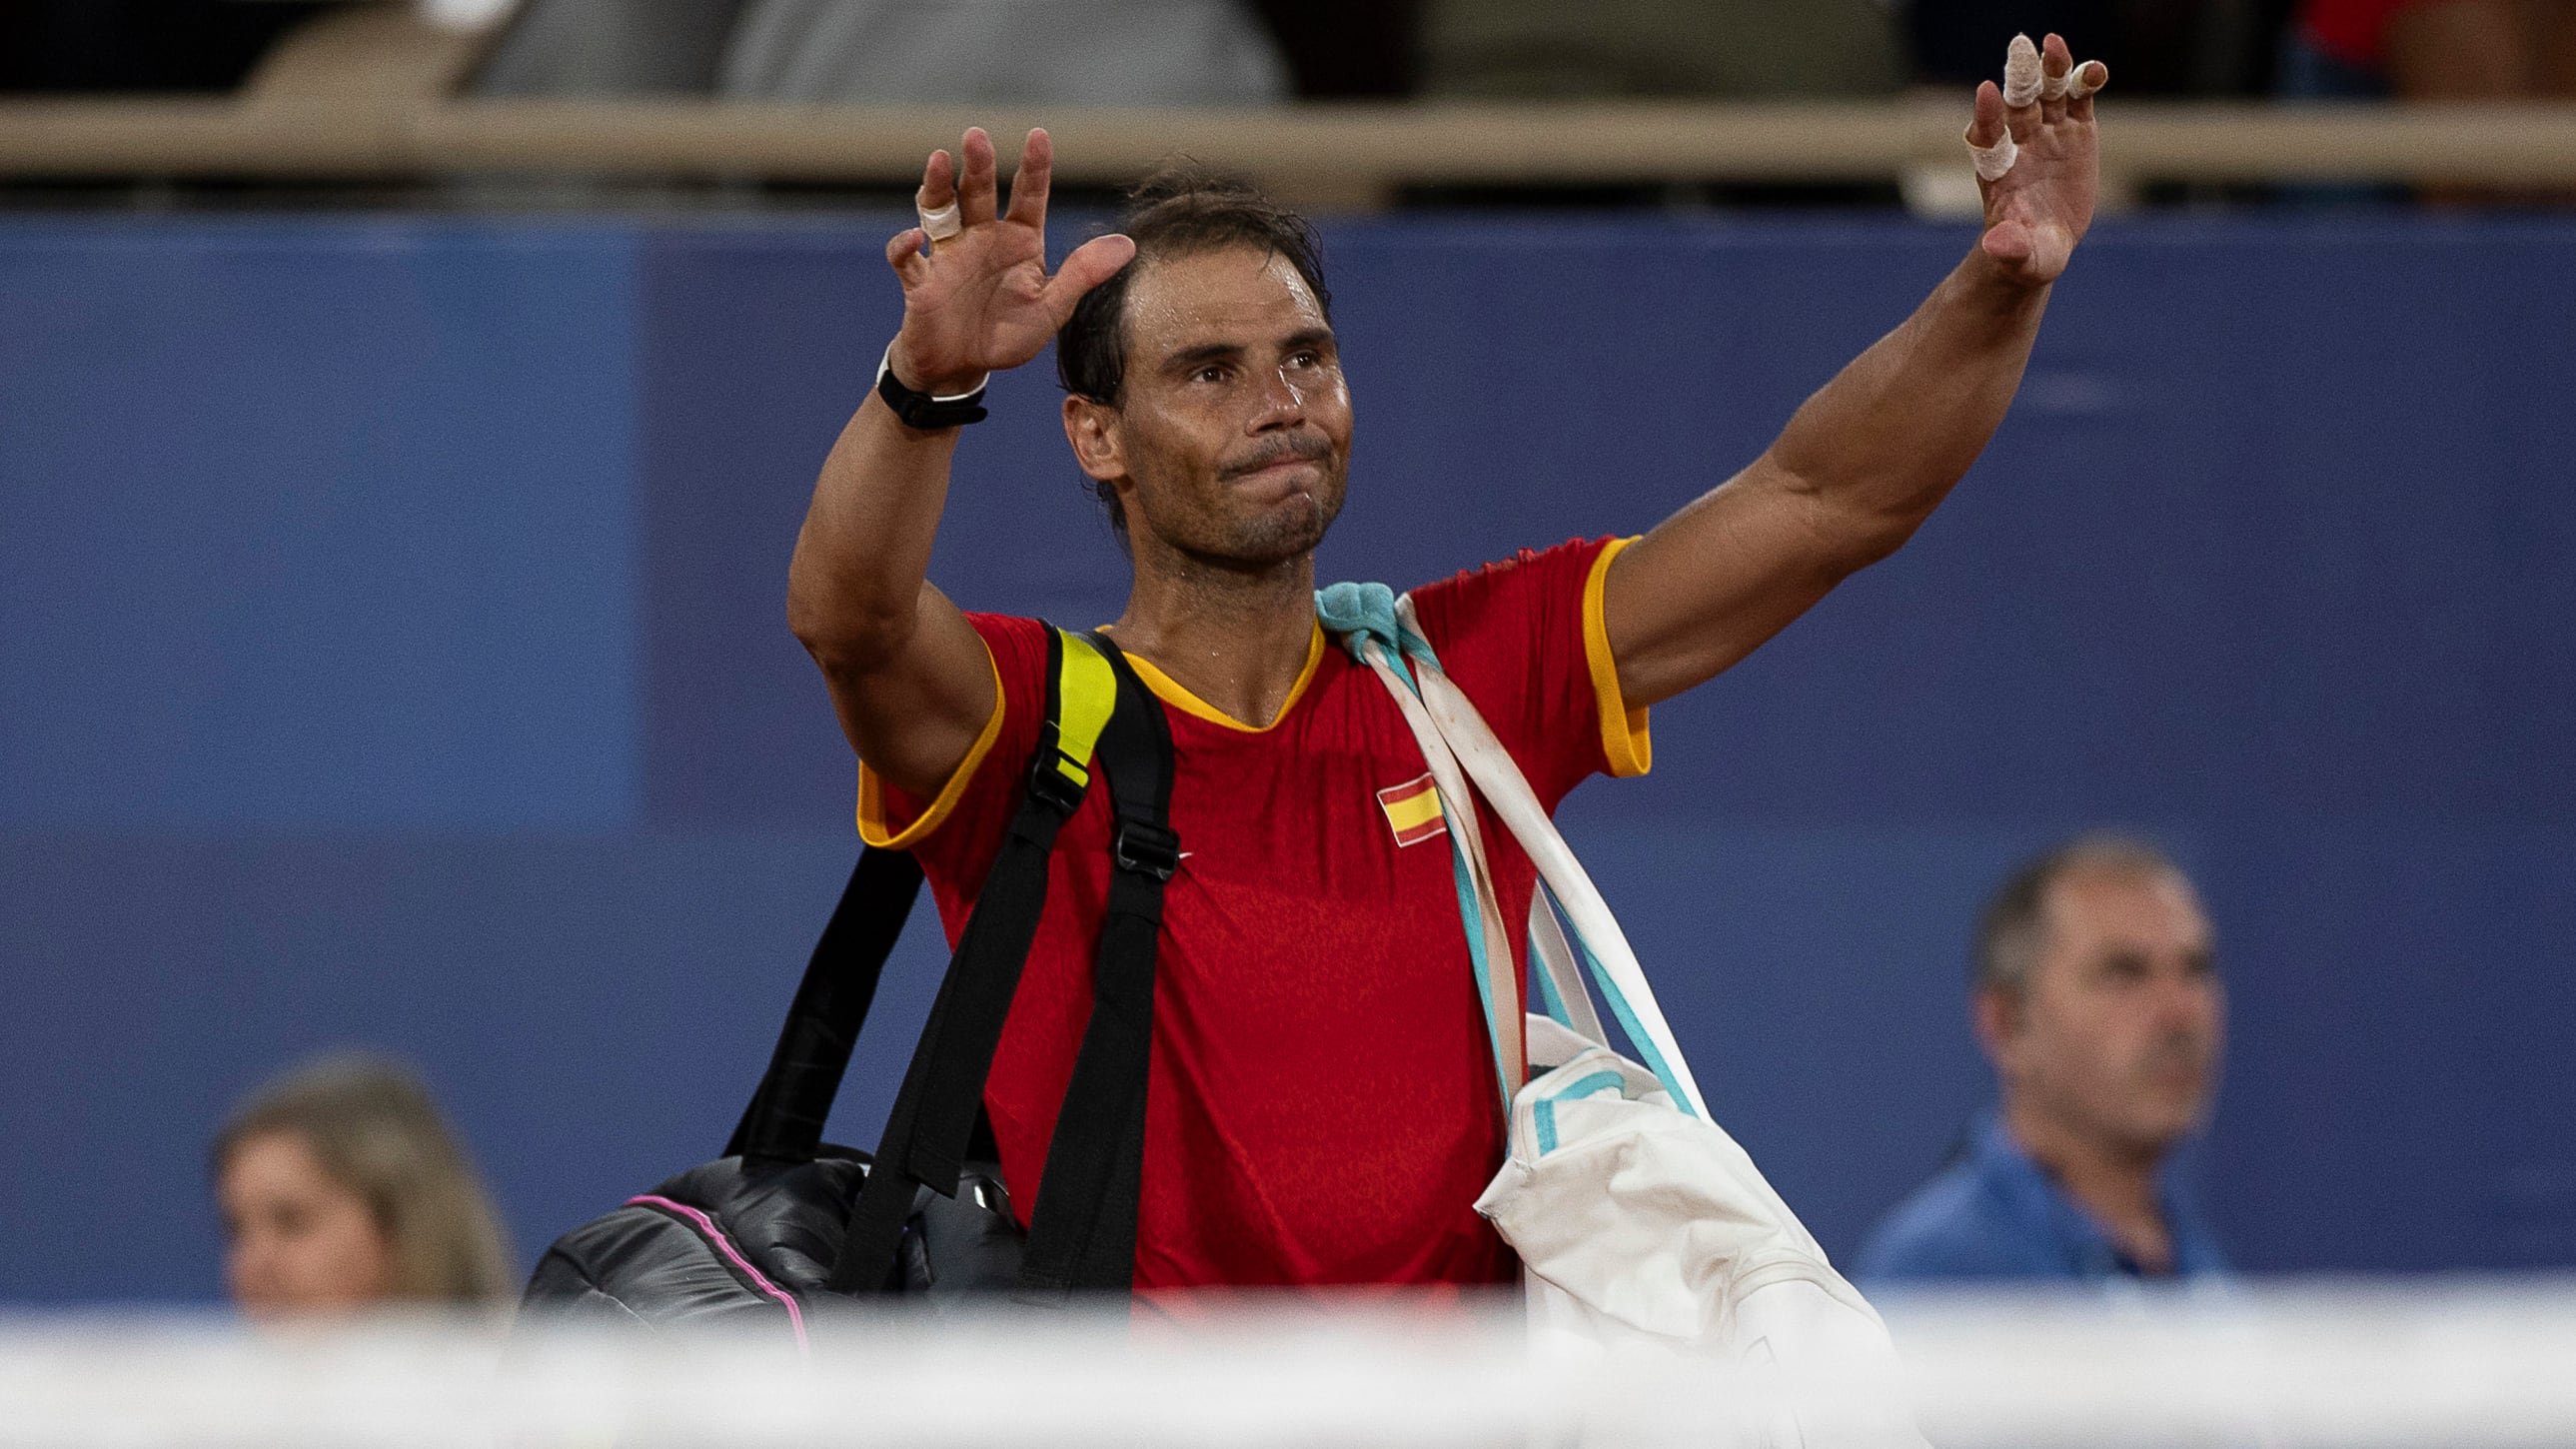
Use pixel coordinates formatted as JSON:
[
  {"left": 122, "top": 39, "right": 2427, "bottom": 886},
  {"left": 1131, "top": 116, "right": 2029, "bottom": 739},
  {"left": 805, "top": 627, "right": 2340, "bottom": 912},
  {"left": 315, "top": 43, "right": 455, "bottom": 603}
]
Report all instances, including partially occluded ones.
[{"left": 4, "top": 212, "right": 2571, "bottom": 1302}]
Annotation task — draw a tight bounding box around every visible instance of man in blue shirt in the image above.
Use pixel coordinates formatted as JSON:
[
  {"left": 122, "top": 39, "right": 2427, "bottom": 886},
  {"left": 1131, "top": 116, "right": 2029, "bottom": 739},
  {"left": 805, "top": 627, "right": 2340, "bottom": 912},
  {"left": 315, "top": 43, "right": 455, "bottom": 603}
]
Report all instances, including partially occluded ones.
[{"left": 1857, "top": 834, "right": 2229, "bottom": 1283}]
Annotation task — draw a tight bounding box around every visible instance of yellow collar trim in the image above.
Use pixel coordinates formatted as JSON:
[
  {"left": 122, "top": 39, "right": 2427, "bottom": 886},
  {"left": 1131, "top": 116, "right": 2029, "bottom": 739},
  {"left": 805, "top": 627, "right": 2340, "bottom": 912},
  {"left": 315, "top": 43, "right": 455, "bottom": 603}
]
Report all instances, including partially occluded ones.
[{"left": 1118, "top": 622, "right": 1326, "bottom": 732}]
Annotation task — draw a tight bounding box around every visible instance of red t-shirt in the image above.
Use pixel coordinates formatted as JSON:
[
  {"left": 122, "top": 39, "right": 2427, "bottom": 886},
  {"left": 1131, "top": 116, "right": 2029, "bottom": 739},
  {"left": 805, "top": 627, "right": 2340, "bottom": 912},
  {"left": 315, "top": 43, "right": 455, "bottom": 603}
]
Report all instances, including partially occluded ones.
[{"left": 858, "top": 536, "right": 1651, "bottom": 1292}]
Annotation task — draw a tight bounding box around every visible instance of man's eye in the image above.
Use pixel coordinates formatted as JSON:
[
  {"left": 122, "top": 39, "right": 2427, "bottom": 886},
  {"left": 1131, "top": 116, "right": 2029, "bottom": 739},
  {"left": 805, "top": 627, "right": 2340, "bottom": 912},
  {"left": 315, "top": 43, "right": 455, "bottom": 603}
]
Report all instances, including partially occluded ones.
[{"left": 1194, "top": 365, "right": 1229, "bottom": 384}]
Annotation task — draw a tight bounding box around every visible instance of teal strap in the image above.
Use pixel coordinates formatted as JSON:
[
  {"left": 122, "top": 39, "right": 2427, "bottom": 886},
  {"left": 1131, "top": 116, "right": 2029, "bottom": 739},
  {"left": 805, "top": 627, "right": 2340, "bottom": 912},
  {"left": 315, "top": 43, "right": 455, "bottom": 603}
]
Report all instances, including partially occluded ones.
[
  {"left": 1320, "top": 580, "right": 1512, "bottom": 1107},
  {"left": 1533, "top": 1070, "right": 1627, "bottom": 1154},
  {"left": 1529, "top": 916, "right": 1577, "bottom": 1029},
  {"left": 1449, "top": 848, "right": 1512, "bottom": 1108},
  {"left": 1564, "top": 920, "right": 1699, "bottom": 1119},
  {"left": 1324, "top": 579, "right": 1698, "bottom": 1120}
]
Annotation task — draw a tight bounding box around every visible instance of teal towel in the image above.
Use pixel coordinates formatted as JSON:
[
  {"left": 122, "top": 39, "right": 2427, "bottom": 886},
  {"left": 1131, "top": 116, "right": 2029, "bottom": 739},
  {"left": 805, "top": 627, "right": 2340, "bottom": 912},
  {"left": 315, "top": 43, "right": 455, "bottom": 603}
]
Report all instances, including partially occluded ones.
[{"left": 1315, "top": 581, "right": 1436, "bottom": 683}]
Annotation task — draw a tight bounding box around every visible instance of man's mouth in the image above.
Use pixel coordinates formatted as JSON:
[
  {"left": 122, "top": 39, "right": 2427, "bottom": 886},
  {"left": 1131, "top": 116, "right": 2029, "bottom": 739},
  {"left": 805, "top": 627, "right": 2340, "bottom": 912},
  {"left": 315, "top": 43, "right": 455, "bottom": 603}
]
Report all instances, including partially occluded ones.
[
  {"left": 2139, "top": 1045, "right": 2208, "bottom": 1095},
  {"left": 1237, "top": 458, "right": 1314, "bottom": 481},
  {"left": 1224, "top": 443, "right": 1329, "bottom": 481}
]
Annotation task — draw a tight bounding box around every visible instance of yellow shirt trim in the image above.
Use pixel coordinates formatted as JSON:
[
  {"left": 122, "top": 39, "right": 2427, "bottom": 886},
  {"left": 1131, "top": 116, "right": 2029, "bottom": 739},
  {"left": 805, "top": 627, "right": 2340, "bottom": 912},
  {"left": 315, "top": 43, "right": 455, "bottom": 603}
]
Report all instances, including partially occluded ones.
[
  {"left": 855, "top": 636, "right": 1007, "bottom": 849},
  {"left": 1585, "top": 537, "right": 1653, "bottom": 778},
  {"left": 1119, "top": 622, "right": 1326, "bottom": 732}
]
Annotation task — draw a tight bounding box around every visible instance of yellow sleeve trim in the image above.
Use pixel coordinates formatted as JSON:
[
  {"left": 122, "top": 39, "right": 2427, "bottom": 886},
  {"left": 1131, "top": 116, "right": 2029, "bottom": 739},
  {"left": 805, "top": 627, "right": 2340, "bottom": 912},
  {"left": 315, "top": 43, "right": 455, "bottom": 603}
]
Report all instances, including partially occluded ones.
[
  {"left": 855, "top": 636, "right": 1007, "bottom": 849},
  {"left": 1121, "top": 622, "right": 1325, "bottom": 732},
  {"left": 1584, "top": 537, "right": 1653, "bottom": 778}
]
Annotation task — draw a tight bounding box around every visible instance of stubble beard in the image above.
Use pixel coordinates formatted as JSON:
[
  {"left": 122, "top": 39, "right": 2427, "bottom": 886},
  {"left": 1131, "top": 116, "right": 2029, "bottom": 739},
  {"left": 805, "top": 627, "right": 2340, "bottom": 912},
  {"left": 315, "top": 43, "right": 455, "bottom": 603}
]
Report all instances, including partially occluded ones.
[
  {"left": 1153, "top": 457, "right": 1349, "bottom": 575},
  {"left": 2074, "top": 1038, "right": 2213, "bottom": 1158},
  {"left": 1233, "top": 473, "right": 1343, "bottom": 563},
  {"left": 2128, "top": 1030, "right": 2217, "bottom": 1140},
  {"left": 2019, "top": 1045, "right": 2204, "bottom": 1165}
]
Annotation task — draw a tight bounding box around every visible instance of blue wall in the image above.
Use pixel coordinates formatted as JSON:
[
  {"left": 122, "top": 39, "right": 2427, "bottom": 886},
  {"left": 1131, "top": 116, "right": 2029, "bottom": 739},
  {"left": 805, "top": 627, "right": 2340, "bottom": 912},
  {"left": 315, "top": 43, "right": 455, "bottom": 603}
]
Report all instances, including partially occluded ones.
[{"left": 4, "top": 213, "right": 2571, "bottom": 1303}]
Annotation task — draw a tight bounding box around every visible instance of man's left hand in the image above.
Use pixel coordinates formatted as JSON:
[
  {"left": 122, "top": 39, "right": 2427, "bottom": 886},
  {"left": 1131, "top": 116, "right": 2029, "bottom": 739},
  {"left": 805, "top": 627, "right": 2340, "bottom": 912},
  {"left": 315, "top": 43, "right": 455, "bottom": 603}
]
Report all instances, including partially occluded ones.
[{"left": 1969, "top": 32, "right": 2107, "bottom": 288}]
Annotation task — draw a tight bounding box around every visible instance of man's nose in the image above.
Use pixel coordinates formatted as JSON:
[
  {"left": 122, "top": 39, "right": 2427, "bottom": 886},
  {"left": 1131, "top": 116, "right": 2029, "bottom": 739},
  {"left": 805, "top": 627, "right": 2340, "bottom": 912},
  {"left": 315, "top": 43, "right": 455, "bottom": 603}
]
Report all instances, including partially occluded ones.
[
  {"left": 2152, "top": 971, "right": 2218, "bottom": 1032},
  {"left": 1250, "top": 365, "right": 1306, "bottom": 430}
]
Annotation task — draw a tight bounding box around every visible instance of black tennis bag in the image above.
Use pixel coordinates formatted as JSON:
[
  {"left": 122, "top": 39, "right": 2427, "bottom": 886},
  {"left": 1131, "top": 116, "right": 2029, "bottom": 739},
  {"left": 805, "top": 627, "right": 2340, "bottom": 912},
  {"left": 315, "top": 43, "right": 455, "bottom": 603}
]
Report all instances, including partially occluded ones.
[{"left": 521, "top": 628, "right": 1179, "bottom": 1341}]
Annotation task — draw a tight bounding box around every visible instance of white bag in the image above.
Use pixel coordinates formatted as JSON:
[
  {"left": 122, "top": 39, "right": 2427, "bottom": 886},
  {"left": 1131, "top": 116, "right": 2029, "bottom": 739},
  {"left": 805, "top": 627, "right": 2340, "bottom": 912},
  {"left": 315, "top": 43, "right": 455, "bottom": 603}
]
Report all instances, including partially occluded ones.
[{"left": 1349, "top": 599, "right": 1927, "bottom": 1448}]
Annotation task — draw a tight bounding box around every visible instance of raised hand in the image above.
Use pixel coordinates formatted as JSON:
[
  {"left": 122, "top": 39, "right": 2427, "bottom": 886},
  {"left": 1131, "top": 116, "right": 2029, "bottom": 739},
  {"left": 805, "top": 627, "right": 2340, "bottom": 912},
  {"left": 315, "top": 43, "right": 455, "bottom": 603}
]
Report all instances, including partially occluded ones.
[
  {"left": 1965, "top": 33, "right": 2106, "bottom": 288},
  {"left": 883, "top": 127, "right": 1138, "bottom": 397}
]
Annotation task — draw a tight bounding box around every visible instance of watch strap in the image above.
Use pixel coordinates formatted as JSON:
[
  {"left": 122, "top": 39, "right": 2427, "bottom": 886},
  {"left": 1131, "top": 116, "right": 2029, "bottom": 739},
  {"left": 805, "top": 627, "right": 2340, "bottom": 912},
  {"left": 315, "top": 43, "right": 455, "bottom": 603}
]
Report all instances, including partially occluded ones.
[{"left": 875, "top": 344, "right": 989, "bottom": 429}]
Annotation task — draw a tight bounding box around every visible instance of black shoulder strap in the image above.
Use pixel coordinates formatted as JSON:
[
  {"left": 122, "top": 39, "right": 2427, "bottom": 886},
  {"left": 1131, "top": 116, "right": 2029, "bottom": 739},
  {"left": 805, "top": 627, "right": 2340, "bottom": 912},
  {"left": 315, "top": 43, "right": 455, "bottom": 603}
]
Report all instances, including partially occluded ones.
[
  {"left": 1013, "top": 633, "right": 1178, "bottom": 1300},
  {"left": 725, "top": 845, "right": 925, "bottom": 1164},
  {"left": 828, "top": 624, "right": 1114, "bottom": 1293}
]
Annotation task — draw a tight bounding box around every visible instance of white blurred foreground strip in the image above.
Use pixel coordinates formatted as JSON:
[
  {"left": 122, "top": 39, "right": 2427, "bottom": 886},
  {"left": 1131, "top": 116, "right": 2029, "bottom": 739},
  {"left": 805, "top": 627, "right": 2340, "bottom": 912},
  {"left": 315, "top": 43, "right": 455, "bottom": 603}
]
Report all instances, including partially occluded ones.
[{"left": 8, "top": 1280, "right": 2576, "bottom": 1448}]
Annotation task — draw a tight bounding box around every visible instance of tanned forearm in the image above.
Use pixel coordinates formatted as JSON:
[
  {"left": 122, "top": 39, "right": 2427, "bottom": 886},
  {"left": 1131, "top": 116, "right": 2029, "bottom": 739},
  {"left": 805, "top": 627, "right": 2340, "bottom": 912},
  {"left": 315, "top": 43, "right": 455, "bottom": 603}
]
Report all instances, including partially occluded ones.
[
  {"left": 1607, "top": 34, "right": 2104, "bottom": 708},
  {"left": 1605, "top": 256, "right": 2047, "bottom": 708},
  {"left": 785, "top": 384, "right": 962, "bottom": 674},
  {"left": 784, "top": 376, "right": 1003, "bottom": 795},
  {"left": 1764, "top": 255, "right": 2049, "bottom": 562}
]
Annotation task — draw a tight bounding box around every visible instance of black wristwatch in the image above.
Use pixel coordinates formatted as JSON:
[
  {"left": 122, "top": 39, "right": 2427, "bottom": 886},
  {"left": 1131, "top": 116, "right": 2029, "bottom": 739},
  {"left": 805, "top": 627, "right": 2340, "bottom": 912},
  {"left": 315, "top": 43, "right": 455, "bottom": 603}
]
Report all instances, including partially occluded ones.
[{"left": 875, "top": 344, "right": 989, "bottom": 429}]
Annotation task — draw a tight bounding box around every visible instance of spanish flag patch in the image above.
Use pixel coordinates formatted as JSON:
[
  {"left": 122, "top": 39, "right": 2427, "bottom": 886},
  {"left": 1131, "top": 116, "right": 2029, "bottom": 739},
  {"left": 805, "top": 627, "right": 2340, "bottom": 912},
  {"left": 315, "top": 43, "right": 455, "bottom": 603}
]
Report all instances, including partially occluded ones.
[{"left": 1377, "top": 772, "right": 1448, "bottom": 848}]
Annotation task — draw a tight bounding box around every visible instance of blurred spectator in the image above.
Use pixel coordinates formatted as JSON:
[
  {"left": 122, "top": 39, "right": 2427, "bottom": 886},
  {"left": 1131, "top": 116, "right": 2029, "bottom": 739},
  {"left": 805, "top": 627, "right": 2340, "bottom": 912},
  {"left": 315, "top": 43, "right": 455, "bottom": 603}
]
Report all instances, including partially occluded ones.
[
  {"left": 719, "top": 0, "right": 1285, "bottom": 104},
  {"left": 1855, "top": 835, "right": 2229, "bottom": 1284},
  {"left": 213, "top": 1052, "right": 515, "bottom": 1318},
  {"left": 1910, "top": 0, "right": 2294, "bottom": 95},
  {"left": 2280, "top": 0, "right": 2576, "bottom": 97},
  {"left": 2279, "top": 0, "right": 2575, "bottom": 204},
  {"left": 473, "top": 0, "right": 743, "bottom": 95},
  {"left": 1421, "top": 0, "right": 1902, "bottom": 98},
  {"left": 474, "top": 0, "right": 1289, "bottom": 104},
  {"left": 1249, "top": 0, "right": 1418, "bottom": 97}
]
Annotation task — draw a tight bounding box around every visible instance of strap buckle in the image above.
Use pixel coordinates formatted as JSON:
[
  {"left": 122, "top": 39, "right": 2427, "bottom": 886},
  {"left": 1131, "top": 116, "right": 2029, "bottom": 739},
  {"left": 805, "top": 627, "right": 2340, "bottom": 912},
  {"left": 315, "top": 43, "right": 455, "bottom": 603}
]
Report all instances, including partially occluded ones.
[
  {"left": 1111, "top": 818, "right": 1182, "bottom": 881},
  {"left": 1024, "top": 748, "right": 1087, "bottom": 816}
]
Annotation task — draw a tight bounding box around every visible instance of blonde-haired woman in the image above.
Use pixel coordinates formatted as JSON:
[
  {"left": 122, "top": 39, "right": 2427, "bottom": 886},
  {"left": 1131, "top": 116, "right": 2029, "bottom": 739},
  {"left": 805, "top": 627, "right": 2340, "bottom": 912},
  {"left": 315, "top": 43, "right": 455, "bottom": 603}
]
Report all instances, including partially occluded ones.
[{"left": 213, "top": 1052, "right": 515, "bottom": 1317}]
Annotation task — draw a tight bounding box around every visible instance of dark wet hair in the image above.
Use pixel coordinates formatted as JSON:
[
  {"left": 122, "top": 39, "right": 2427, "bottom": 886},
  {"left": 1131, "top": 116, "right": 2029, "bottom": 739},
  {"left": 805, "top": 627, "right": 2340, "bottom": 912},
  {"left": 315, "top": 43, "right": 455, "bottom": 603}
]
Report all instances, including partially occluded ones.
[{"left": 1055, "top": 167, "right": 1331, "bottom": 540}]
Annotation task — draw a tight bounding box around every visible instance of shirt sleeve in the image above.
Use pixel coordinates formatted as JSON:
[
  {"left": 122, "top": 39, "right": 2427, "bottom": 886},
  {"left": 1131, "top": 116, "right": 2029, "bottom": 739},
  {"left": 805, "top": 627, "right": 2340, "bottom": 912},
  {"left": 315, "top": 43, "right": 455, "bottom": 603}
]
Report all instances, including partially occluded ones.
[
  {"left": 1405, "top": 536, "right": 1652, "bottom": 811},
  {"left": 854, "top": 613, "right": 1052, "bottom": 898}
]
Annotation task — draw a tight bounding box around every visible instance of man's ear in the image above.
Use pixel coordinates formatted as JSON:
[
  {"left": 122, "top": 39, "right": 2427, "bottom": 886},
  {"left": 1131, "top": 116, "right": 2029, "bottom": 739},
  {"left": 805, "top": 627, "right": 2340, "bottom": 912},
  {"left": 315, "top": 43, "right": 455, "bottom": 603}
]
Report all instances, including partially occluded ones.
[
  {"left": 1972, "top": 985, "right": 2022, "bottom": 1073},
  {"left": 1063, "top": 395, "right": 1123, "bottom": 483}
]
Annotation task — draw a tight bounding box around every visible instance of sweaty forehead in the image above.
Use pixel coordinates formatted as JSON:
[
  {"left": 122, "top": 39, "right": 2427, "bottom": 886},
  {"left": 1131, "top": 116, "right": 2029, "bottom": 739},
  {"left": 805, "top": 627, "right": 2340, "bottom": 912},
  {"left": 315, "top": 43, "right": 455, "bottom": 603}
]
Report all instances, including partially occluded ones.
[{"left": 1120, "top": 247, "right": 1326, "bottom": 356}]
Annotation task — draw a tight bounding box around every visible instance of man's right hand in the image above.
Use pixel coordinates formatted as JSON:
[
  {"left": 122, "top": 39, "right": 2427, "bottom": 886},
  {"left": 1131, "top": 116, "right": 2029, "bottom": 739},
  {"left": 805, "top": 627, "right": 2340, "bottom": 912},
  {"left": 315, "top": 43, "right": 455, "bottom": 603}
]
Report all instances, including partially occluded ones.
[
  {"left": 882, "top": 127, "right": 1138, "bottom": 398},
  {"left": 791, "top": 127, "right": 1135, "bottom": 805}
]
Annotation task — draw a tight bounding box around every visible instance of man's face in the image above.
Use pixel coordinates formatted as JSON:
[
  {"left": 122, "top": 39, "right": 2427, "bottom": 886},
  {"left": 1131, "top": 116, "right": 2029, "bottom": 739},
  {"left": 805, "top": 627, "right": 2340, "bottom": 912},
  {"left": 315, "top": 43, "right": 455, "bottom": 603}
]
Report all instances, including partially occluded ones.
[
  {"left": 1071, "top": 246, "right": 1352, "bottom": 568},
  {"left": 1983, "top": 867, "right": 2225, "bottom": 1158}
]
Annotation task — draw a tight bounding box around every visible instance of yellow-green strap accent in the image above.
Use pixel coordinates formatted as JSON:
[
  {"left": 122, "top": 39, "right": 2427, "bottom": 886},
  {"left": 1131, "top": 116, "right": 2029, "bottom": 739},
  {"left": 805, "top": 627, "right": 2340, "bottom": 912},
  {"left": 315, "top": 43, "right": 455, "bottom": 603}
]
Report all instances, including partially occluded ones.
[{"left": 1048, "top": 629, "right": 1118, "bottom": 789}]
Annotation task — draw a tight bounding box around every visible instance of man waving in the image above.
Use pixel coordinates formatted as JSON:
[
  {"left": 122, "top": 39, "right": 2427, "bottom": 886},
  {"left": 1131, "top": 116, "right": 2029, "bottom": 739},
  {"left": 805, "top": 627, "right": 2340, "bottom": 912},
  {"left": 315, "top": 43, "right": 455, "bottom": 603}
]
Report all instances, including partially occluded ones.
[{"left": 786, "top": 34, "right": 2109, "bottom": 1292}]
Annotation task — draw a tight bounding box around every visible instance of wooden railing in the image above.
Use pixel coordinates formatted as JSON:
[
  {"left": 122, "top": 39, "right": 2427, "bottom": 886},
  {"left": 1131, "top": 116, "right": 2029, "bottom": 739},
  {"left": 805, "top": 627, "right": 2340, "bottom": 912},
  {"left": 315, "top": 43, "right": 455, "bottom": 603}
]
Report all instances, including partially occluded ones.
[
  {"left": 7, "top": 4, "right": 2570, "bottom": 209},
  {"left": 5, "top": 97, "right": 2575, "bottom": 208}
]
